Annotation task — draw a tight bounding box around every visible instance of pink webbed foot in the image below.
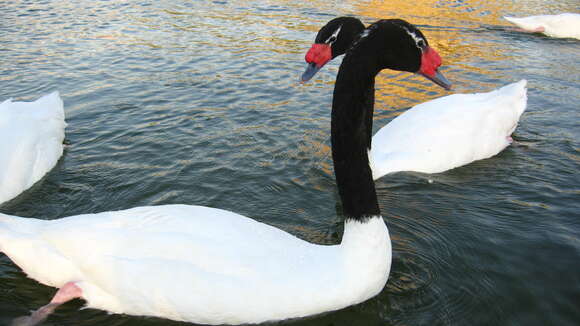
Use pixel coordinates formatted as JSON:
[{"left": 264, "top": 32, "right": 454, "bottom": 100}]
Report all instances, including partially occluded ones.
[
  {"left": 506, "top": 136, "right": 514, "bottom": 144},
  {"left": 515, "top": 26, "right": 545, "bottom": 33},
  {"left": 529, "top": 26, "right": 545, "bottom": 33},
  {"left": 50, "top": 281, "right": 82, "bottom": 305},
  {"left": 11, "top": 282, "right": 82, "bottom": 326}
]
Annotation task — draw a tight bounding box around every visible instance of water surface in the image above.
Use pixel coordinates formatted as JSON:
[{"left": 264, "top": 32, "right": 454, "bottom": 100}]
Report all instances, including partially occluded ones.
[{"left": 1, "top": 0, "right": 579, "bottom": 325}]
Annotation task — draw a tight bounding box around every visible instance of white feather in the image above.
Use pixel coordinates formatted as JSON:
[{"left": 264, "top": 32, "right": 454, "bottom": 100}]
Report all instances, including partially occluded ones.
[
  {"left": 325, "top": 25, "right": 343, "bottom": 44},
  {"left": 504, "top": 13, "right": 580, "bottom": 39},
  {"left": 370, "top": 80, "right": 527, "bottom": 179},
  {"left": 0, "top": 92, "right": 66, "bottom": 204}
]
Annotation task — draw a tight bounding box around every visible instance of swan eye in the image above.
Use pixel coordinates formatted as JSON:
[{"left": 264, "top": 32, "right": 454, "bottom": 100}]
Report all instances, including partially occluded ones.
[
  {"left": 327, "top": 36, "right": 337, "bottom": 44},
  {"left": 417, "top": 39, "right": 426, "bottom": 48}
]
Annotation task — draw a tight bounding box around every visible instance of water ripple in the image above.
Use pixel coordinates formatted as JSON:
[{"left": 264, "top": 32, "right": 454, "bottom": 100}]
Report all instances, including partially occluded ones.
[{"left": 1, "top": 0, "right": 579, "bottom": 325}]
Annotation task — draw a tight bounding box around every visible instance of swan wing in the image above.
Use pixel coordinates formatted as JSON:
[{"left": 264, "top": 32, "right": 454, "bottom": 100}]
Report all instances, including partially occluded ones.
[{"left": 370, "top": 80, "right": 527, "bottom": 178}]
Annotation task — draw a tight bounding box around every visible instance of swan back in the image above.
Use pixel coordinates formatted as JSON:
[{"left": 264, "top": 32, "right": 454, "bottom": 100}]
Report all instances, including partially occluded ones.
[
  {"left": 504, "top": 13, "right": 580, "bottom": 39},
  {"left": 370, "top": 80, "right": 527, "bottom": 177},
  {"left": 0, "top": 92, "right": 66, "bottom": 204}
]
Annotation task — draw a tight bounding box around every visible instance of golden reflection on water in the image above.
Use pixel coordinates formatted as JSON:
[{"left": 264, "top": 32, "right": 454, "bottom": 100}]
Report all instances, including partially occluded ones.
[
  {"left": 308, "top": 0, "right": 577, "bottom": 201},
  {"left": 352, "top": 0, "right": 526, "bottom": 117},
  {"left": 299, "top": 0, "right": 550, "bottom": 177},
  {"left": 357, "top": 0, "right": 522, "bottom": 26}
]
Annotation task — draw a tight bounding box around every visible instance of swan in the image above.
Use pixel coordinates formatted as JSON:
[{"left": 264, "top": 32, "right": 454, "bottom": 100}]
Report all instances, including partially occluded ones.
[
  {"left": 302, "top": 17, "right": 527, "bottom": 180},
  {"left": 1, "top": 19, "right": 447, "bottom": 325},
  {"left": 0, "top": 92, "right": 66, "bottom": 205},
  {"left": 504, "top": 13, "right": 580, "bottom": 40}
]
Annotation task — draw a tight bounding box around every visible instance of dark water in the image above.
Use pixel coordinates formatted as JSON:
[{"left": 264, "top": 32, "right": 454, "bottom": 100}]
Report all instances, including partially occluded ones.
[{"left": 1, "top": 0, "right": 579, "bottom": 325}]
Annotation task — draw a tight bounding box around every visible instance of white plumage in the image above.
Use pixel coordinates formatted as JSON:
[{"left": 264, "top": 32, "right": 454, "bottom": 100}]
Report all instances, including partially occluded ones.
[
  {"left": 0, "top": 205, "right": 391, "bottom": 324},
  {"left": 504, "top": 13, "right": 580, "bottom": 40},
  {"left": 370, "top": 80, "right": 527, "bottom": 179},
  {"left": 0, "top": 92, "right": 66, "bottom": 205}
]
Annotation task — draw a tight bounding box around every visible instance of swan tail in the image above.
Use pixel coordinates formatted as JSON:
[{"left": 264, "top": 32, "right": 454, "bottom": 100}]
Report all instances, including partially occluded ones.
[
  {"left": 0, "top": 91, "right": 67, "bottom": 205},
  {"left": 494, "top": 80, "right": 528, "bottom": 137},
  {"left": 0, "top": 213, "right": 25, "bottom": 250},
  {"left": 0, "top": 213, "right": 44, "bottom": 253},
  {"left": 32, "top": 92, "right": 67, "bottom": 184},
  {"left": 503, "top": 16, "right": 526, "bottom": 27},
  {"left": 1, "top": 91, "right": 66, "bottom": 123},
  {"left": 500, "top": 79, "right": 527, "bottom": 117},
  {"left": 504, "top": 16, "right": 543, "bottom": 32},
  {"left": 33, "top": 92, "right": 67, "bottom": 147},
  {"left": 33, "top": 91, "right": 66, "bottom": 123},
  {"left": 0, "top": 214, "right": 16, "bottom": 254},
  {"left": 0, "top": 214, "right": 67, "bottom": 287}
]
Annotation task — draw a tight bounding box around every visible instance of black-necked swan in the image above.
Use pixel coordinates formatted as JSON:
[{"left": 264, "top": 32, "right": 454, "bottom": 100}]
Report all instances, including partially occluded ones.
[
  {"left": 504, "top": 13, "right": 580, "bottom": 40},
  {"left": 2, "top": 19, "right": 447, "bottom": 325},
  {"left": 302, "top": 17, "right": 527, "bottom": 180},
  {"left": 0, "top": 92, "right": 65, "bottom": 205}
]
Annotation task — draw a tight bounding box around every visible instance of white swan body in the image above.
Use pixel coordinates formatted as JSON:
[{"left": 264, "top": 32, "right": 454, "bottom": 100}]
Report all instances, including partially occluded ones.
[
  {"left": 369, "top": 80, "right": 527, "bottom": 179},
  {"left": 0, "top": 205, "right": 391, "bottom": 324},
  {"left": 504, "top": 13, "right": 580, "bottom": 40},
  {"left": 0, "top": 92, "right": 66, "bottom": 204}
]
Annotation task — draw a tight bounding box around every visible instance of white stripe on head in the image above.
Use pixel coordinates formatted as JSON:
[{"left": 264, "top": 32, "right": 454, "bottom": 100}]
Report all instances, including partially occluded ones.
[
  {"left": 402, "top": 26, "right": 426, "bottom": 51},
  {"left": 325, "top": 25, "right": 343, "bottom": 44}
]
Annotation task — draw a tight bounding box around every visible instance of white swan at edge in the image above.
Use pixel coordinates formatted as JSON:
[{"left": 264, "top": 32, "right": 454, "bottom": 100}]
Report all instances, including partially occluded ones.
[
  {"left": 0, "top": 92, "right": 65, "bottom": 205},
  {"left": 504, "top": 13, "right": 580, "bottom": 40}
]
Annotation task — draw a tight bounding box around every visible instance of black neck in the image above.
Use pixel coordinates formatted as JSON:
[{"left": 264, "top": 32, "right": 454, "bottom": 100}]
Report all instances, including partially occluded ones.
[{"left": 331, "top": 51, "right": 381, "bottom": 221}]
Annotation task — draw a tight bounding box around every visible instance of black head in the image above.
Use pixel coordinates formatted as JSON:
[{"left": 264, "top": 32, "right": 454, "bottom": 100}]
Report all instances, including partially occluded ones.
[
  {"left": 301, "top": 17, "right": 365, "bottom": 82},
  {"left": 314, "top": 17, "right": 365, "bottom": 59},
  {"left": 346, "top": 19, "right": 451, "bottom": 90}
]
